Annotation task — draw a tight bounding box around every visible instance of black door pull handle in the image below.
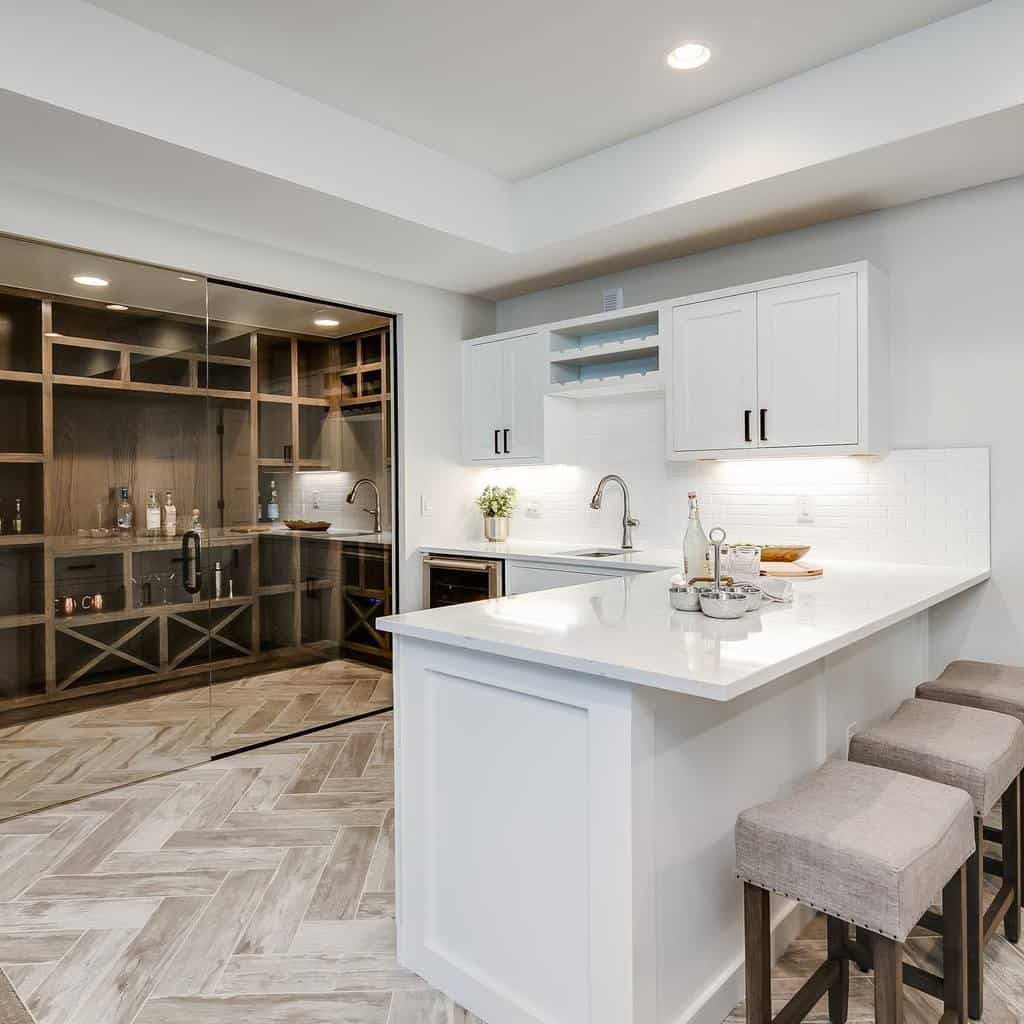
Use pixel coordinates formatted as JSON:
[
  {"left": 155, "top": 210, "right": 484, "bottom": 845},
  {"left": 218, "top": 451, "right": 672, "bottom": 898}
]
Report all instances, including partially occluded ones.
[
  {"left": 493, "top": 429, "right": 500, "bottom": 455},
  {"left": 182, "top": 530, "right": 202, "bottom": 595},
  {"left": 759, "top": 409, "right": 767, "bottom": 442},
  {"left": 503, "top": 428, "right": 510, "bottom": 454},
  {"left": 744, "top": 410, "right": 752, "bottom": 443}
]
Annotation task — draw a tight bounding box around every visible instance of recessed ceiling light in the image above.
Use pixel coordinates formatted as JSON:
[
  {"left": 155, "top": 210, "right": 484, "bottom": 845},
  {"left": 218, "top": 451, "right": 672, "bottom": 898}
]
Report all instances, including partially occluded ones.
[
  {"left": 73, "top": 274, "right": 109, "bottom": 287},
  {"left": 314, "top": 316, "right": 340, "bottom": 328},
  {"left": 106, "top": 304, "right": 129, "bottom": 311},
  {"left": 667, "top": 42, "right": 711, "bottom": 70},
  {"left": 178, "top": 275, "right": 198, "bottom": 283}
]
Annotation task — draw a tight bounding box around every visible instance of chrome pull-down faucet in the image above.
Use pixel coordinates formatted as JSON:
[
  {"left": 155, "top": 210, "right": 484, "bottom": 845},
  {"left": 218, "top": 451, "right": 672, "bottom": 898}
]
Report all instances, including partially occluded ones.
[
  {"left": 346, "top": 478, "right": 382, "bottom": 533},
  {"left": 589, "top": 474, "right": 639, "bottom": 550}
]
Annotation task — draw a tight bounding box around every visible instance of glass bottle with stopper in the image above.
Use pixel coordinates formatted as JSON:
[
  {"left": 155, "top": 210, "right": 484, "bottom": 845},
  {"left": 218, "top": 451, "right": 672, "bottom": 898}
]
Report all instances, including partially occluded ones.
[{"left": 683, "top": 491, "right": 710, "bottom": 580}]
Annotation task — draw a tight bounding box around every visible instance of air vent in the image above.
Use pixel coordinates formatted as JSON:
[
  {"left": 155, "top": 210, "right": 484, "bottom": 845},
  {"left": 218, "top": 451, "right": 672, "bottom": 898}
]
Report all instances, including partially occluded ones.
[{"left": 602, "top": 287, "right": 624, "bottom": 312}]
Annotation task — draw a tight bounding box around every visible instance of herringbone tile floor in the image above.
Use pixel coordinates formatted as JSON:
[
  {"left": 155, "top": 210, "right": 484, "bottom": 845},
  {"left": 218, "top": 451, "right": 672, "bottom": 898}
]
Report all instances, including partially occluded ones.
[
  {"left": 0, "top": 659, "right": 392, "bottom": 821},
  {"left": 0, "top": 711, "right": 482, "bottom": 1024}
]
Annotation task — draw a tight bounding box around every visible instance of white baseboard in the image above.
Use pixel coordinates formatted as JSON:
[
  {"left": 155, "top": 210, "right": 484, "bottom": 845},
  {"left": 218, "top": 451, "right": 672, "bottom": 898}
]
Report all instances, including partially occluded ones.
[{"left": 673, "top": 898, "right": 817, "bottom": 1024}]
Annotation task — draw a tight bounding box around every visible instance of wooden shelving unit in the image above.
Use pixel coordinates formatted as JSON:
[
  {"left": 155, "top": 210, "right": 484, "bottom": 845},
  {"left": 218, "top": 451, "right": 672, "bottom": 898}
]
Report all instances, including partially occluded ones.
[{"left": 0, "top": 286, "right": 393, "bottom": 715}]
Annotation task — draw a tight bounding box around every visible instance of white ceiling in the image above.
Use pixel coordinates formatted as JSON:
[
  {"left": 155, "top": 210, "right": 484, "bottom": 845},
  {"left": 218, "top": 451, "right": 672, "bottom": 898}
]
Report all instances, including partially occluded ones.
[{"left": 86, "top": 0, "right": 983, "bottom": 179}]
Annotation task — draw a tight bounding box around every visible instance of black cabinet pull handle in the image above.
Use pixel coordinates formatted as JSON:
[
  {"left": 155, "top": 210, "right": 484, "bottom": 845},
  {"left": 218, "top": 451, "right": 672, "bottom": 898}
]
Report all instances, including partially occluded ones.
[
  {"left": 759, "top": 409, "right": 767, "bottom": 442},
  {"left": 503, "top": 428, "right": 510, "bottom": 454},
  {"left": 493, "top": 429, "right": 500, "bottom": 455},
  {"left": 744, "top": 410, "right": 752, "bottom": 443},
  {"left": 182, "top": 530, "right": 202, "bottom": 595}
]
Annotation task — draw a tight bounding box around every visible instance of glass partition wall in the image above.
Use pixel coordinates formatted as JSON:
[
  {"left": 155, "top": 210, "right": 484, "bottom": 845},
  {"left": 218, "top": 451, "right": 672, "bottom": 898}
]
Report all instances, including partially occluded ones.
[{"left": 0, "top": 236, "right": 395, "bottom": 821}]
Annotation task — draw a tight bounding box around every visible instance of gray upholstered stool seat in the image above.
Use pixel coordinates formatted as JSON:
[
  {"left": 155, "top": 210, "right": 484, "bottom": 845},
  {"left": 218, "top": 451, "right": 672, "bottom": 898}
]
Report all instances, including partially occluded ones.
[
  {"left": 917, "top": 660, "right": 1024, "bottom": 722},
  {"left": 736, "top": 758, "right": 974, "bottom": 942},
  {"left": 849, "top": 698, "right": 1024, "bottom": 816}
]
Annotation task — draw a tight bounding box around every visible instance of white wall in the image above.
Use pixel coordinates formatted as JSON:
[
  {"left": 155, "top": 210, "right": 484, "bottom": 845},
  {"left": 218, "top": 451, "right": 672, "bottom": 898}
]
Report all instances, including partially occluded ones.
[
  {"left": 495, "top": 175, "right": 1024, "bottom": 670},
  {"left": 0, "top": 176, "right": 495, "bottom": 611}
]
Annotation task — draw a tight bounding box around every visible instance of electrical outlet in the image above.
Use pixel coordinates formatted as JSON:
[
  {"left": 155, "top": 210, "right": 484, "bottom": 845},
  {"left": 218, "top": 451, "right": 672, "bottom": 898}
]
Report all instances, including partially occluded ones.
[
  {"left": 420, "top": 493, "right": 433, "bottom": 517},
  {"left": 525, "top": 501, "right": 541, "bottom": 518},
  {"left": 796, "top": 494, "right": 815, "bottom": 524},
  {"left": 844, "top": 720, "right": 861, "bottom": 758}
]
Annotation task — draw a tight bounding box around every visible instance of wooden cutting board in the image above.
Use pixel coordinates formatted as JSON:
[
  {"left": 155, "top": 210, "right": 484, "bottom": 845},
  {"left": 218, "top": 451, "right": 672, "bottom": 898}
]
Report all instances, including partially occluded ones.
[{"left": 761, "top": 561, "right": 823, "bottom": 578}]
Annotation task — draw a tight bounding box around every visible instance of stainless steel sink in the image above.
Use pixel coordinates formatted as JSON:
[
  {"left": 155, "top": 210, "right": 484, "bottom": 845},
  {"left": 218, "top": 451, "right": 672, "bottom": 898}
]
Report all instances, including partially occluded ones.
[{"left": 557, "top": 548, "right": 637, "bottom": 558}]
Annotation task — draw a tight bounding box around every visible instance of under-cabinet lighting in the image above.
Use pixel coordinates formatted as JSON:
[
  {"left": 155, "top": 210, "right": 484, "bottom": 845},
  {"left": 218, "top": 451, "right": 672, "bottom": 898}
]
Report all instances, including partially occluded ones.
[
  {"left": 73, "top": 274, "right": 109, "bottom": 287},
  {"left": 106, "top": 304, "right": 128, "bottom": 311},
  {"left": 314, "top": 316, "right": 340, "bottom": 328},
  {"left": 178, "top": 275, "right": 198, "bottom": 283},
  {"left": 667, "top": 42, "right": 711, "bottom": 69}
]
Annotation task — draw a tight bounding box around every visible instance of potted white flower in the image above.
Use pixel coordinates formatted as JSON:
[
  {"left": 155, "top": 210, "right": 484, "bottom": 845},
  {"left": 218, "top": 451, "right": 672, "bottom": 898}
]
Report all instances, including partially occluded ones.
[{"left": 476, "top": 485, "right": 518, "bottom": 542}]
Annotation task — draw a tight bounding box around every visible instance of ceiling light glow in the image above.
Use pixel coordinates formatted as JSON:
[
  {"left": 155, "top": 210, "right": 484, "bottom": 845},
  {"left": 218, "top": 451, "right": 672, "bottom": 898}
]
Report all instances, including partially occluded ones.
[
  {"left": 314, "top": 316, "right": 340, "bottom": 328},
  {"left": 667, "top": 42, "right": 711, "bottom": 70},
  {"left": 73, "top": 274, "right": 109, "bottom": 287},
  {"left": 178, "top": 275, "right": 198, "bottom": 283},
  {"left": 106, "top": 304, "right": 128, "bottom": 311}
]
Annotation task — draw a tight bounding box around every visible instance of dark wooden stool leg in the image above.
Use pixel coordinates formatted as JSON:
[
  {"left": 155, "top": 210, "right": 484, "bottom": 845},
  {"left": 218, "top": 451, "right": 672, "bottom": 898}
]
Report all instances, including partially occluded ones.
[
  {"left": 966, "top": 818, "right": 984, "bottom": 1019},
  {"left": 874, "top": 935, "right": 904, "bottom": 1024},
  {"left": 1004, "top": 777, "right": 1021, "bottom": 943},
  {"left": 744, "top": 883, "right": 771, "bottom": 1024},
  {"left": 943, "top": 865, "right": 968, "bottom": 1024},
  {"left": 1019, "top": 768, "right": 1024, "bottom": 907},
  {"left": 826, "top": 916, "right": 849, "bottom": 1024},
  {"left": 853, "top": 927, "right": 873, "bottom": 971}
]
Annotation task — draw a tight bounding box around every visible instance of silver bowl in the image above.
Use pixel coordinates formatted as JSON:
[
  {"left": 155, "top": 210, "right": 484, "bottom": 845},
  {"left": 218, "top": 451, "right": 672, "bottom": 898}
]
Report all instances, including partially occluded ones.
[
  {"left": 699, "top": 589, "right": 749, "bottom": 620},
  {"left": 669, "top": 583, "right": 703, "bottom": 612},
  {"left": 731, "top": 583, "right": 763, "bottom": 611}
]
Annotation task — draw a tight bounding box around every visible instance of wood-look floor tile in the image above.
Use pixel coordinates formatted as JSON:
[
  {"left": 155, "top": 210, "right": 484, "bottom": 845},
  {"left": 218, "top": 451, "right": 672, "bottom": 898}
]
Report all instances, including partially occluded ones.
[
  {"left": 26, "top": 928, "right": 136, "bottom": 1024},
  {"left": 235, "top": 846, "right": 331, "bottom": 955},
  {"left": 72, "top": 896, "right": 207, "bottom": 1024},
  {"left": 21, "top": 869, "right": 226, "bottom": 900},
  {"left": 155, "top": 869, "right": 274, "bottom": 997},
  {"left": 0, "top": 930, "right": 81, "bottom": 962},
  {"left": 306, "top": 826, "right": 379, "bottom": 921},
  {"left": 134, "top": 992, "right": 391, "bottom": 1024}
]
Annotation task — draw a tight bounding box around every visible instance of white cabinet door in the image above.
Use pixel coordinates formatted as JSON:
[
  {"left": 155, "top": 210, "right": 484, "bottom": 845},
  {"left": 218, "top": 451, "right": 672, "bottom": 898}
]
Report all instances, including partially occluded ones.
[
  {"left": 756, "top": 274, "right": 858, "bottom": 448},
  {"left": 465, "top": 339, "right": 506, "bottom": 461},
  {"left": 506, "top": 561, "right": 636, "bottom": 595},
  {"left": 502, "top": 332, "right": 545, "bottom": 460},
  {"left": 671, "top": 293, "right": 756, "bottom": 453}
]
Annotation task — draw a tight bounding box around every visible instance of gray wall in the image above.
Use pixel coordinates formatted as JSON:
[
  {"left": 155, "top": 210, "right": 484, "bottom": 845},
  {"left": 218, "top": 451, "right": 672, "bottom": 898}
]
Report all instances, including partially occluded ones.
[{"left": 497, "top": 175, "right": 1024, "bottom": 673}]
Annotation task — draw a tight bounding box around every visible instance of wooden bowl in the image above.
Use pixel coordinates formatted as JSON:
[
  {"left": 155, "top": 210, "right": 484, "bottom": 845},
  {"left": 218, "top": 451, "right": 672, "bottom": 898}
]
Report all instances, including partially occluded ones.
[
  {"left": 759, "top": 545, "right": 811, "bottom": 563},
  {"left": 283, "top": 520, "right": 331, "bottom": 532}
]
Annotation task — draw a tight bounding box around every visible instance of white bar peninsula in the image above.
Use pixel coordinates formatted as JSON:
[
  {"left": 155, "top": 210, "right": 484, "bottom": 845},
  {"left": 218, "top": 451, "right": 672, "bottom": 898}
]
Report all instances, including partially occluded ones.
[{"left": 378, "top": 561, "right": 988, "bottom": 1024}]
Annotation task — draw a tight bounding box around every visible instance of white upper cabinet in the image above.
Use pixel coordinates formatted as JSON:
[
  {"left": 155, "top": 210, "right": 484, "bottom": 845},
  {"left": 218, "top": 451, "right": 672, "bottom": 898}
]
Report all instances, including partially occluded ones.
[
  {"left": 755, "top": 274, "right": 858, "bottom": 449},
  {"left": 461, "top": 261, "right": 887, "bottom": 466},
  {"left": 670, "top": 293, "right": 756, "bottom": 454},
  {"left": 463, "top": 331, "right": 546, "bottom": 463},
  {"left": 666, "top": 262, "right": 887, "bottom": 460}
]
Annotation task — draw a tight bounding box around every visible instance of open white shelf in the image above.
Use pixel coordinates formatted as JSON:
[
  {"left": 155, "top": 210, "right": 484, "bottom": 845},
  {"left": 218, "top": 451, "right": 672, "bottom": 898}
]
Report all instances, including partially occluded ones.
[{"left": 547, "top": 307, "right": 662, "bottom": 397}]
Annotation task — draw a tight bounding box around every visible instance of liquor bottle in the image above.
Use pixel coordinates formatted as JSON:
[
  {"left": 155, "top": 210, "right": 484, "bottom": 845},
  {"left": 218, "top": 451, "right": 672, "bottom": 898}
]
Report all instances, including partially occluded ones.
[
  {"left": 214, "top": 560, "right": 223, "bottom": 599},
  {"left": 145, "top": 491, "right": 161, "bottom": 537},
  {"left": 683, "top": 491, "right": 710, "bottom": 580},
  {"left": 267, "top": 480, "right": 280, "bottom": 522},
  {"left": 189, "top": 508, "right": 202, "bottom": 534},
  {"left": 13, "top": 498, "right": 22, "bottom": 534},
  {"left": 116, "top": 487, "right": 133, "bottom": 535},
  {"left": 162, "top": 490, "right": 177, "bottom": 538}
]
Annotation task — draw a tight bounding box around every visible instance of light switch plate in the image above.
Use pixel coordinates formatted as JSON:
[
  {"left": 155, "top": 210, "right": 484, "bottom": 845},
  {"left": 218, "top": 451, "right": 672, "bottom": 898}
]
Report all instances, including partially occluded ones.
[
  {"left": 796, "top": 495, "right": 815, "bottom": 524},
  {"left": 525, "top": 501, "right": 541, "bottom": 518},
  {"left": 420, "top": 493, "right": 433, "bottom": 517}
]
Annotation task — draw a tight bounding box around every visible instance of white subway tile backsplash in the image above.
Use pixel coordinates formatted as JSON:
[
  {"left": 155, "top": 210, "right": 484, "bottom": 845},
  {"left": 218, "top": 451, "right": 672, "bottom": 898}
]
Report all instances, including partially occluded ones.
[{"left": 470, "top": 394, "right": 989, "bottom": 570}]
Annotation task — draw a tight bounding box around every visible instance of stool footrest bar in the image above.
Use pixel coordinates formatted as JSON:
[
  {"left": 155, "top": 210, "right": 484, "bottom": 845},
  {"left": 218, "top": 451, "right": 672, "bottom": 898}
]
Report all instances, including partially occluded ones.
[{"left": 772, "top": 960, "right": 840, "bottom": 1024}]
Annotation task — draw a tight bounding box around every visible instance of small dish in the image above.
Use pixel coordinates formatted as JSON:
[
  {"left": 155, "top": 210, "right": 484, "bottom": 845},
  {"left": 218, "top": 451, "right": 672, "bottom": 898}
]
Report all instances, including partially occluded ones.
[
  {"left": 283, "top": 520, "right": 331, "bottom": 532},
  {"left": 699, "top": 589, "right": 749, "bottom": 620},
  {"left": 730, "top": 583, "right": 763, "bottom": 611},
  {"left": 669, "top": 583, "right": 702, "bottom": 612}
]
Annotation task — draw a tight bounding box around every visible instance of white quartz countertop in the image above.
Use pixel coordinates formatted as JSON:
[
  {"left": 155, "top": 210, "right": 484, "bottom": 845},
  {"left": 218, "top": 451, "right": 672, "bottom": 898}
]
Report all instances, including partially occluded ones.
[
  {"left": 379, "top": 561, "right": 989, "bottom": 701},
  {"left": 422, "top": 538, "right": 679, "bottom": 572}
]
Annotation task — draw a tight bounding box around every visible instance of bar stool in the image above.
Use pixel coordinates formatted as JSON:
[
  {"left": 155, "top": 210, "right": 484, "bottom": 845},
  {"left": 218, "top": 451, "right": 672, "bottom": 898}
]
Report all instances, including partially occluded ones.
[
  {"left": 849, "top": 698, "right": 1024, "bottom": 1019},
  {"left": 918, "top": 661, "right": 1024, "bottom": 908},
  {"left": 736, "top": 759, "right": 974, "bottom": 1024}
]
